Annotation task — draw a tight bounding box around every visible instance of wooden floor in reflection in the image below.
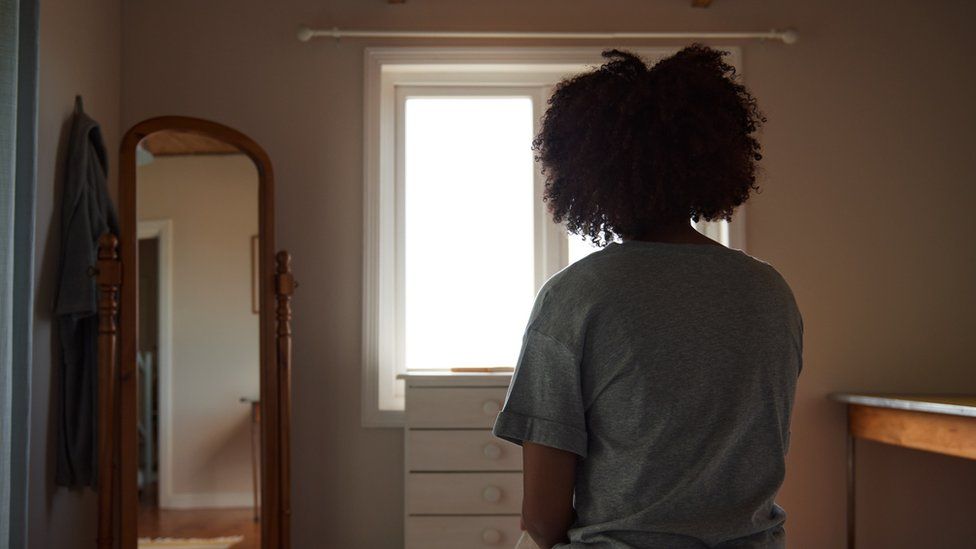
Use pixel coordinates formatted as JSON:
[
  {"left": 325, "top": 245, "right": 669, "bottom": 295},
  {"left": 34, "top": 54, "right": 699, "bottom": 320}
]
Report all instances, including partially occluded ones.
[{"left": 138, "top": 505, "right": 260, "bottom": 549}]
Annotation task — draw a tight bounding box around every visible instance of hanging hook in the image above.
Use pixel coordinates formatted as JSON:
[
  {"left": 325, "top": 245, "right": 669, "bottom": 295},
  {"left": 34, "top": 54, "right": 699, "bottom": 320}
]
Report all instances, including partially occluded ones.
[{"left": 74, "top": 95, "right": 84, "bottom": 114}]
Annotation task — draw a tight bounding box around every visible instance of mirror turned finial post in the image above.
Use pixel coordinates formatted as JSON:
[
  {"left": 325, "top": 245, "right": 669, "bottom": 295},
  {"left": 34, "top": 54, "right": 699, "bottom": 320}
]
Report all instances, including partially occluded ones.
[
  {"left": 96, "top": 233, "right": 121, "bottom": 549},
  {"left": 274, "top": 250, "right": 295, "bottom": 548}
]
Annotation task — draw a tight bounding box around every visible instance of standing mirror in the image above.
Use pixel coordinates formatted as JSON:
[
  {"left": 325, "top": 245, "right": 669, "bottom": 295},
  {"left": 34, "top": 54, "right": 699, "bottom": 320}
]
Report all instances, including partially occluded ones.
[{"left": 106, "top": 117, "right": 292, "bottom": 549}]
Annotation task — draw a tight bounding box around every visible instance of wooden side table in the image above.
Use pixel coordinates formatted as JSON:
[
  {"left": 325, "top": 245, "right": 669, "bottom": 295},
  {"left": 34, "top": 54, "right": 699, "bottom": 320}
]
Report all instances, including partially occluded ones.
[{"left": 830, "top": 393, "right": 976, "bottom": 548}]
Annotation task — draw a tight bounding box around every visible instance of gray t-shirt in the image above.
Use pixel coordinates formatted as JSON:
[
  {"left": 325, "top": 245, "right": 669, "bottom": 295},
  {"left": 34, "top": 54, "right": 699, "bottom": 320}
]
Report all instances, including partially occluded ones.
[{"left": 492, "top": 240, "right": 802, "bottom": 548}]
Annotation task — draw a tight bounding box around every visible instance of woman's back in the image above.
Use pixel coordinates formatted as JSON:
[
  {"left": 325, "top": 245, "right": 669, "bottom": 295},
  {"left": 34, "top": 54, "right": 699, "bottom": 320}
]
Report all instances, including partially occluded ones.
[
  {"left": 492, "top": 45, "right": 801, "bottom": 549},
  {"left": 495, "top": 241, "right": 802, "bottom": 547}
]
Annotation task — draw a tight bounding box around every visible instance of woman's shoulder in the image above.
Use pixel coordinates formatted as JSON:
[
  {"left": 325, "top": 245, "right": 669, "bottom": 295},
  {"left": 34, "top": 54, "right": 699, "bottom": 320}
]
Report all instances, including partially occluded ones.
[
  {"left": 540, "top": 246, "right": 613, "bottom": 295},
  {"left": 540, "top": 240, "right": 794, "bottom": 297}
]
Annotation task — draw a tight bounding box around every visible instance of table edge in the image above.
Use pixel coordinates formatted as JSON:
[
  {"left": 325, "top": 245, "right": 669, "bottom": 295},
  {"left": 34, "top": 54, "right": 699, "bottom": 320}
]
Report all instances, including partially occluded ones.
[{"left": 829, "top": 393, "right": 976, "bottom": 418}]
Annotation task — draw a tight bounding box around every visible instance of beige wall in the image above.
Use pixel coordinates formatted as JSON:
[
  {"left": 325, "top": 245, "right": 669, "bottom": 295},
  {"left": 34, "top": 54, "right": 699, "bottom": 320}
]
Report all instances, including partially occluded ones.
[
  {"left": 117, "top": 1, "right": 976, "bottom": 548},
  {"left": 137, "top": 155, "right": 260, "bottom": 506},
  {"left": 32, "top": 0, "right": 120, "bottom": 547}
]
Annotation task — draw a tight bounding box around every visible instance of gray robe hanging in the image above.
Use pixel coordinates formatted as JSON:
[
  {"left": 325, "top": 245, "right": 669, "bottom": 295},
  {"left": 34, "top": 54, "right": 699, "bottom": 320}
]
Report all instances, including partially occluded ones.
[{"left": 53, "top": 98, "right": 119, "bottom": 488}]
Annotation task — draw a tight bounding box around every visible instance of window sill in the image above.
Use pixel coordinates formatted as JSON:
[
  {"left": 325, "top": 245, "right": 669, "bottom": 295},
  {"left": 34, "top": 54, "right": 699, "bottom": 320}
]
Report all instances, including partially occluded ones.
[{"left": 398, "top": 370, "right": 515, "bottom": 382}]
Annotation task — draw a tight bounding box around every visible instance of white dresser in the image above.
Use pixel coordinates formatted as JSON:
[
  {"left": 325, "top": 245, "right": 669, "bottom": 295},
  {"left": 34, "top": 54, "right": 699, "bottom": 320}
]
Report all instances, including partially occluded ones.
[{"left": 401, "top": 372, "right": 522, "bottom": 549}]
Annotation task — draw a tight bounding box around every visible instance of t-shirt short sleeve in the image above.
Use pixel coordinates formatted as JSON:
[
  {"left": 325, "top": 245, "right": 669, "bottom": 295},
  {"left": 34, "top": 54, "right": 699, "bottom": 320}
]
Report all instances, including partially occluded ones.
[{"left": 492, "top": 328, "right": 588, "bottom": 458}]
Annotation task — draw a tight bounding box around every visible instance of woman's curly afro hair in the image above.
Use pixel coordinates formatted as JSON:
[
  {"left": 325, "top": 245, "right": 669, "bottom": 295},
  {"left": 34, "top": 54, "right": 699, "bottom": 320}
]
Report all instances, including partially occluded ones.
[{"left": 534, "top": 45, "right": 765, "bottom": 245}]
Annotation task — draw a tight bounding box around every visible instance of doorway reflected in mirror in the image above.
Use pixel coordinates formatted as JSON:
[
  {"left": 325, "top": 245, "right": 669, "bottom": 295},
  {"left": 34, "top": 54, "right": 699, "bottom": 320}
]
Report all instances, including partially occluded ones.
[{"left": 135, "top": 130, "right": 261, "bottom": 549}]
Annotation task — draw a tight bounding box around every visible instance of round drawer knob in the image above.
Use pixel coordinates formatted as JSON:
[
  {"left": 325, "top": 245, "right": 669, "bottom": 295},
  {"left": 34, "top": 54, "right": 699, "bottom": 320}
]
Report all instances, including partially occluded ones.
[
  {"left": 482, "top": 400, "right": 501, "bottom": 415},
  {"left": 482, "top": 485, "right": 502, "bottom": 503},
  {"left": 482, "top": 443, "right": 502, "bottom": 460},
  {"left": 481, "top": 528, "right": 502, "bottom": 545}
]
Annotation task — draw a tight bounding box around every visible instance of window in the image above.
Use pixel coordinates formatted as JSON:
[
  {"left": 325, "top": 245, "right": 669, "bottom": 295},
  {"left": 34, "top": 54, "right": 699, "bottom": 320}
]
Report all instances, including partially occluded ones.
[
  {"left": 403, "top": 96, "right": 536, "bottom": 372},
  {"left": 363, "top": 48, "right": 744, "bottom": 426}
]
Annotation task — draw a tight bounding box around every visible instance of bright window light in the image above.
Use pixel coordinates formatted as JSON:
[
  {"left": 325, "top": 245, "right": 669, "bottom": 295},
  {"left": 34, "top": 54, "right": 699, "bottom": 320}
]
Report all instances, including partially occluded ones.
[
  {"left": 404, "top": 97, "right": 536, "bottom": 371},
  {"left": 568, "top": 234, "right": 603, "bottom": 264},
  {"left": 567, "top": 218, "right": 729, "bottom": 262},
  {"left": 695, "top": 219, "right": 730, "bottom": 246}
]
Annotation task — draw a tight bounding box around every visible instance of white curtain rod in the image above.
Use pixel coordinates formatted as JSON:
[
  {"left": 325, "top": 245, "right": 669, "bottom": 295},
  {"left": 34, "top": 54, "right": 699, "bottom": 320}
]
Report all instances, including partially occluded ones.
[{"left": 296, "top": 26, "right": 799, "bottom": 45}]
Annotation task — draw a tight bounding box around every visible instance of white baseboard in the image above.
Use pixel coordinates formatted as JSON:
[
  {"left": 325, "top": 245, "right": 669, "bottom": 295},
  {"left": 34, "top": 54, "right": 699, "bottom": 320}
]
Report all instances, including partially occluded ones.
[{"left": 160, "top": 491, "right": 254, "bottom": 510}]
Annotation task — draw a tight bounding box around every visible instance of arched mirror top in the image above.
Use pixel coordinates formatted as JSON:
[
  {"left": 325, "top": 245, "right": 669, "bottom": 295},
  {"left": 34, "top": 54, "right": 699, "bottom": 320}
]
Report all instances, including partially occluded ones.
[{"left": 121, "top": 116, "right": 273, "bottom": 180}]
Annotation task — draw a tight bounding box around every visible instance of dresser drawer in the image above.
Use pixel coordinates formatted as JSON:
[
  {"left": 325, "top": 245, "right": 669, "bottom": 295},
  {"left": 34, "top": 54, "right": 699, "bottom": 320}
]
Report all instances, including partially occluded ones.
[
  {"left": 406, "top": 516, "right": 522, "bottom": 549},
  {"left": 407, "top": 472, "right": 522, "bottom": 515},
  {"left": 406, "top": 387, "right": 508, "bottom": 428},
  {"left": 408, "top": 430, "right": 522, "bottom": 472}
]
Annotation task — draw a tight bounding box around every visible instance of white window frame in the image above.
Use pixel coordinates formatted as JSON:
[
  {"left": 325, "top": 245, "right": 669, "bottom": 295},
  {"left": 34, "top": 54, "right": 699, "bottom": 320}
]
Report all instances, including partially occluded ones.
[{"left": 362, "top": 47, "right": 745, "bottom": 427}]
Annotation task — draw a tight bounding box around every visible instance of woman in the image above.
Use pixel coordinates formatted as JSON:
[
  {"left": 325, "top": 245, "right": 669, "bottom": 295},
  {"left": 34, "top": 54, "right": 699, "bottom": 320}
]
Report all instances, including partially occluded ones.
[{"left": 492, "top": 45, "right": 803, "bottom": 549}]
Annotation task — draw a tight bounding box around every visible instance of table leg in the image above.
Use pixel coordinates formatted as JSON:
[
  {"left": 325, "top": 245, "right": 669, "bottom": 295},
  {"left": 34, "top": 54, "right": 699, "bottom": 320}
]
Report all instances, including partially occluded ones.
[{"left": 847, "top": 409, "right": 856, "bottom": 549}]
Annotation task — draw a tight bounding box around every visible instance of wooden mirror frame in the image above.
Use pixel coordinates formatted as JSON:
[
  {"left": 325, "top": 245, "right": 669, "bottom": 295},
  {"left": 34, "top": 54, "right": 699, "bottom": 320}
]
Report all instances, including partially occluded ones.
[{"left": 110, "top": 116, "right": 290, "bottom": 549}]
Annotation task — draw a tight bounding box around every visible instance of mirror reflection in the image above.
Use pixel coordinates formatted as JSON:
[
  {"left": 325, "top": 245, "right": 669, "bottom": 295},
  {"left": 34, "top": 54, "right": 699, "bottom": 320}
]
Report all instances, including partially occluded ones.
[{"left": 135, "top": 130, "right": 261, "bottom": 549}]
